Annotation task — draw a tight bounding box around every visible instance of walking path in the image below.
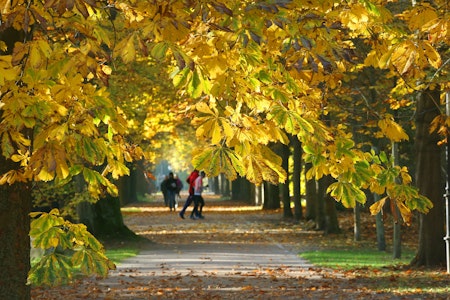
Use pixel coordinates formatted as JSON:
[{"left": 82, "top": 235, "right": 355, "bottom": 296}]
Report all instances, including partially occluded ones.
[
  {"left": 31, "top": 194, "right": 411, "bottom": 299},
  {"left": 96, "top": 197, "right": 328, "bottom": 299}
]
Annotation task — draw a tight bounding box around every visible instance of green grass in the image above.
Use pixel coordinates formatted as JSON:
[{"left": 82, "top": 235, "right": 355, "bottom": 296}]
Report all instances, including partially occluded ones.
[
  {"left": 105, "top": 247, "right": 140, "bottom": 264},
  {"left": 299, "top": 248, "right": 415, "bottom": 270},
  {"left": 121, "top": 207, "right": 144, "bottom": 213}
]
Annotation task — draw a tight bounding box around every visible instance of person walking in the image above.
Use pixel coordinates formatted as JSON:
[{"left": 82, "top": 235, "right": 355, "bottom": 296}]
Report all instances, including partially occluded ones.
[
  {"left": 162, "top": 172, "right": 178, "bottom": 211},
  {"left": 191, "top": 171, "right": 206, "bottom": 220},
  {"left": 160, "top": 175, "right": 169, "bottom": 207},
  {"left": 179, "top": 169, "right": 199, "bottom": 219}
]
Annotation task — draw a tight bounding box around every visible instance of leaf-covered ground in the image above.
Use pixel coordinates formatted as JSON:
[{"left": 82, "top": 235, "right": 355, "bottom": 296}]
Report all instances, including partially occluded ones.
[{"left": 32, "top": 194, "right": 450, "bottom": 299}]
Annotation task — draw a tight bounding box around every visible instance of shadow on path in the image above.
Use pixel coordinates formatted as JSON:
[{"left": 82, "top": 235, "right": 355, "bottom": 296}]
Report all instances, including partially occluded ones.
[{"left": 31, "top": 194, "right": 415, "bottom": 299}]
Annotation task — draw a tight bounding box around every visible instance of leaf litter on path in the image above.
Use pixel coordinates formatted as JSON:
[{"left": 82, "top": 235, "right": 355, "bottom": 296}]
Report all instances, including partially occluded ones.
[{"left": 32, "top": 195, "right": 450, "bottom": 299}]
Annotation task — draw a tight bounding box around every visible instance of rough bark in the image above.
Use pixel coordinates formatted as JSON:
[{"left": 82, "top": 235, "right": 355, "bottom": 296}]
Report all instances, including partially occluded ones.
[{"left": 411, "top": 88, "right": 445, "bottom": 267}]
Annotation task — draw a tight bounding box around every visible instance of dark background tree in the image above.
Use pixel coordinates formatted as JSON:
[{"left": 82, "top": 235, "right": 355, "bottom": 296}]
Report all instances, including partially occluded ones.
[{"left": 412, "top": 89, "right": 445, "bottom": 267}]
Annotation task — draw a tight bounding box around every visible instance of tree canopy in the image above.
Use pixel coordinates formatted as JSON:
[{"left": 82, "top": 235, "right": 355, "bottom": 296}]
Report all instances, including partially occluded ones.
[{"left": 1, "top": 0, "right": 448, "bottom": 221}]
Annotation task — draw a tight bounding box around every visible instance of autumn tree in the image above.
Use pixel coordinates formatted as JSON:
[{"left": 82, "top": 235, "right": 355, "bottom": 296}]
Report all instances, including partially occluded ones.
[
  {"left": 1, "top": 0, "right": 447, "bottom": 298},
  {"left": 0, "top": 0, "right": 144, "bottom": 296},
  {"left": 364, "top": 0, "right": 449, "bottom": 266}
]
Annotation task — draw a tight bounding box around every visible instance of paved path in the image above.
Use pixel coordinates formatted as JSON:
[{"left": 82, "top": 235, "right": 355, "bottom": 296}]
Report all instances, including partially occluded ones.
[
  {"left": 31, "top": 196, "right": 409, "bottom": 299},
  {"left": 97, "top": 202, "right": 325, "bottom": 299}
]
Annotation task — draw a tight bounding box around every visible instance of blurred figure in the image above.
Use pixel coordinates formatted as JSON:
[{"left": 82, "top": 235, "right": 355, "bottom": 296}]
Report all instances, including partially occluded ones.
[
  {"left": 191, "top": 171, "right": 206, "bottom": 220},
  {"left": 161, "top": 172, "right": 178, "bottom": 211},
  {"left": 179, "top": 169, "right": 199, "bottom": 219},
  {"left": 160, "top": 175, "right": 169, "bottom": 206}
]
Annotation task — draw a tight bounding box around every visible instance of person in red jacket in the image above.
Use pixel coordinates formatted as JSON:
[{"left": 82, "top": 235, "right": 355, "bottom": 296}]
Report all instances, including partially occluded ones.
[{"left": 179, "top": 169, "right": 199, "bottom": 219}]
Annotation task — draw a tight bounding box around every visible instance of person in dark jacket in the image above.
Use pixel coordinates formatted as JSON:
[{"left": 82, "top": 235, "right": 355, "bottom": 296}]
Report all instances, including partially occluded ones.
[
  {"left": 162, "top": 172, "right": 178, "bottom": 211},
  {"left": 160, "top": 175, "right": 169, "bottom": 206}
]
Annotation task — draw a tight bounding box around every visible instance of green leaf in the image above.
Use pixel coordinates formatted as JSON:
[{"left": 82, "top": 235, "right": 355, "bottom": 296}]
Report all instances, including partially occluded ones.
[
  {"left": 73, "top": 249, "right": 113, "bottom": 277},
  {"left": 188, "top": 69, "right": 202, "bottom": 98},
  {"left": 30, "top": 210, "right": 65, "bottom": 244},
  {"left": 1, "top": 133, "right": 14, "bottom": 158},
  {"left": 328, "top": 181, "right": 366, "bottom": 208},
  {"left": 172, "top": 67, "right": 190, "bottom": 87},
  {"left": 258, "top": 70, "right": 272, "bottom": 84},
  {"left": 268, "top": 105, "right": 314, "bottom": 135},
  {"left": 28, "top": 253, "right": 73, "bottom": 286},
  {"left": 151, "top": 42, "right": 169, "bottom": 60}
]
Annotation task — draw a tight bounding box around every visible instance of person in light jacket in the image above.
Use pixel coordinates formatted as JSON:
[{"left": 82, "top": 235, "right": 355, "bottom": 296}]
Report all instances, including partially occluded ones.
[{"left": 191, "top": 171, "right": 206, "bottom": 219}]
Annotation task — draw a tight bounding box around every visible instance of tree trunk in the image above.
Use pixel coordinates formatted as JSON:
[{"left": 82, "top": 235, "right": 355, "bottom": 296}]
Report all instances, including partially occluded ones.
[
  {"left": 280, "top": 143, "right": 293, "bottom": 218},
  {"left": 93, "top": 195, "right": 136, "bottom": 239},
  {"left": 354, "top": 203, "right": 361, "bottom": 241},
  {"left": 324, "top": 176, "right": 340, "bottom": 234},
  {"left": 291, "top": 135, "right": 303, "bottom": 220},
  {"left": 392, "top": 141, "right": 402, "bottom": 259},
  {"left": 305, "top": 163, "right": 317, "bottom": 221},
  {"left": 0, "top": 159, "right": 32, "bottom": 300},
  {"left": 77, "top": 173, "right": 136, "bottom": 240},
  {"left": 231, "top": 176, "right": 252, "bottom": 203},
  {"left": 255, "top": 184, "right": 264, "bottom": 206},
  {"left": 412, "top": 88, "right": 445, "bottom": 267},
  {"left": 220, "top": 174, "right": 230, "bottom": 197},
  {"left": 0, "top": 28, "right": 32, "bottom": 300},
  {"left": 263, "top": 182, "right": 280, "bottom": 209},
  {"left": 315, "top": 176, "right": 327, "bottom": 230},
  {"left": 78, "top": 195, "right": 136, "bottom": 240},
  {"left": 374, "top": 193, "right": 387, "bottom": 251}
]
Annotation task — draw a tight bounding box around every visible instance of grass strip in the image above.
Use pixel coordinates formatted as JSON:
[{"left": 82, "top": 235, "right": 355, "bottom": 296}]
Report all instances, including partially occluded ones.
[
  {"left": 105, "top": 247, "right": 140, "bottom": 264},
  {"left": 299, "top": 248, "right": 415, "bottom": 269}
]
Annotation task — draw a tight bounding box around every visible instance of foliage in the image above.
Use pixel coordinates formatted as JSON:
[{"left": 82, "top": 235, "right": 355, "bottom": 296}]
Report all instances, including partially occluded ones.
[
  {"left": 108, "top": 59, "right": 196, "bottom": 172},
  {"left": 28, "top": 209, "right": 116, "bottom": 286},
  {"left": 0, "top": 0, "right": 446, "bottom": 224}
]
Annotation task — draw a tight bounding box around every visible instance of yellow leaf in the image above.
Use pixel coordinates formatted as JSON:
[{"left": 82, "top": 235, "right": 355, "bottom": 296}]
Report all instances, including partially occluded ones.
[
  {"left": 37, "top": 168, "right": 54, "bottom": 182},
  {"left": 0, "top": 56, "right": 19, "bottom": 85},
  {"left": 396, "top": 200, "right": 412, "bottom": 225},
  {"left": 29, "top": 43, "right": 42, "bottom": 68},
  {"left": 221, "top": 120, "right": 235, "bottom": 141},
  {"left": 211, "top": 120, "right": 222, "bottom": 145},
  {"left": 406, "top": 4, "right": 438, "bottom": 31},
  {"left": 369, "top": 197, "right": 386, "bottom": 215},
  {"left": 37, "top": 39, "right": 52, "bottom": 58},
  {"left": 378, "top": 116, "right": 409, "bottom": 142},
  {"left": 0, "top": 170, "right": 20, "bottom": 185},
  {"left": 196, "top": 102, "right": 215, "bottom": 115},
  {"left": 101, "top": 65, "right": 112, "bottom": 75},
  {"left": 115, "top": 34, "right": 136, "bottom": 63},
  {"left": 421, "top": 41, "right": 441, "bottom": 69}
]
